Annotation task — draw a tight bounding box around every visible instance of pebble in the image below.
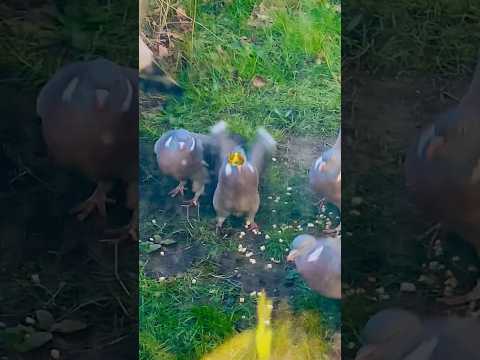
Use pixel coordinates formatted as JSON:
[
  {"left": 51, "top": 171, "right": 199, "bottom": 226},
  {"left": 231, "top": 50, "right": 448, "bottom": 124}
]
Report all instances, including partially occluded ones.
[
  {"left": 239, "top": 297, "right": 245, "bottom": 303},
  {"left": 25, "top": 317, "right": 35, "bottom": 325},
  {"left": 400, "top": 282, "right": 416, "bottom": 292},
  {"left": 260, "top": 245, "right": 266, "bottom": 251},
  {"left": 249, "top": 259, "right": 257, "bottom": 264},
  {"left": 266, "top": 264, "right": 273, "bottom": 269},
  {"left": 50, "top": 349, "right": 60, "bottom": 360}
]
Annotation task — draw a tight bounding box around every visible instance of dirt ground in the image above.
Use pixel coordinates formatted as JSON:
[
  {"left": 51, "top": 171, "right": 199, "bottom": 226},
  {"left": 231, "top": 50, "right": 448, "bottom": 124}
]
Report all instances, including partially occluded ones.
[
  {"left": 342, "top": 72, "right": 479, "bottom": 358},
  {"left": 139, "top": 133, "right": 337, "bottom": 296}
]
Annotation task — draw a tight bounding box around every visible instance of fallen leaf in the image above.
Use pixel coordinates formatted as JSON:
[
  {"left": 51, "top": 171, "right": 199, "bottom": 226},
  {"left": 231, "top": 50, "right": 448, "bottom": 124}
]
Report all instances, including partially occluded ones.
[
  {"left": 252, "top": 76, "right": 267, "bottom": 88},
  {"left": 51, "top": 320, "right": 87, "bottom": 334},
  {"left": 35, "top": 310, "right": 55, "bottom": 331}
]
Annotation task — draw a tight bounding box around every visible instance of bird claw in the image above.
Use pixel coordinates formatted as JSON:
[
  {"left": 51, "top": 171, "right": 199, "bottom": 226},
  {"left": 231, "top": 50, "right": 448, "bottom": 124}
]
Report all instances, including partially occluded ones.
[
  {"left": 168, "top": 183, "right": 185, "bottom": 197},
  {"left": 183, "top": 198, "right": 198, "bottom": 207},
  {"left": 70, "top": 190, "right": 115, "bottom": 221},
  {"left": 246, "top": 222, "right": 259, "bottom": 232}
]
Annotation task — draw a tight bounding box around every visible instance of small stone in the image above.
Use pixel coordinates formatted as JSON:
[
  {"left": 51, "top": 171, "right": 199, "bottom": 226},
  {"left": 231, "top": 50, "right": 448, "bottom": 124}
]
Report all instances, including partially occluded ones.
[
  {"left": 160, "top": 251, "right": 165, "bottom": 256},
  {"left": 307, "top": 223, "right": 314, "bottom": 228},
  {"left": 375, "top": 287, "right": 385, "bottom": 294},
  {"left": 250, "top": 291, "right": 257, "bottom": 297},
  {"left": 272, "top": 209, "right": 276, "bottom": 213},
  {"left": 347, "top": 342, "right": 355, "bottom": 349},
  {"left": 249, "top": 259, "right": 257, "bottom": 264},
  {"left": 452, "top": 256, "right": 460, "bottom": 262},
  {"left": 151, "top": 219, "right": 157, "bottom": 225},
  {"left": 287, "top": 187, "right": 292, "bottom": 191},
  {"left": 25, "top": 316, "right": 35, "bottom": 325},
  {"left": 245, "top": 252, "right": 253, "bottom": 258},
  {"left": 31, "top": 274, "right": 40, "bottom": 284},
  {"left": 400, "top": 282, "right": 416, "bottom": 292},
  {"left": 239, "top": 297, "right": 245, "bottom": 303},
  {"left": 265, "top": 234, "right": 271, "bottom": 239},
  {"left": 50, "top": 349, "right": 61, "bottom": 360},
  {"left": 279, "top": 239, "right": 284, "bottom": 243},
  {"left": 368, "top": 276, "right": 376, "bottom": 283},
  {"left": 272, "top": 157, "right": 277, "bottom": 162},
  {"left": 159, "top": 277, "right": 166, "bottom": 282},
  {"left": 260, "top": 245, "right": 266, "bottom": 251},
  {"left": 191, "top": 279, "right": 197, "bottom": 284},
  {"left": 266, "top": 264, "right": 273, "bottom": 269}
]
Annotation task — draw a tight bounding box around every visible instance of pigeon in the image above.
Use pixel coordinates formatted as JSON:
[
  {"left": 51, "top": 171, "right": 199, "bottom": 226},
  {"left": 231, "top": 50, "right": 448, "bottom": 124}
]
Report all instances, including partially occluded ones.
[
  {"left": 287, "top": 234, "right": 341, "bottom": 299},
  {"left": 356, "top": 308, "right": 480, "bottom": 360},
  {"left": 154, "top": 129, "right": 212, "bottom": 207},
  {"left": 405, "top": 54, "right": 480, "bottom": 304},
  {"left": 309, "top": 130, "right": 341, "bottom": 210},
  {"left": 37, "top": 58, "right": 139, "bottom": 241},
  {"left": 212, "top": 121, "right": 276, "bottom": 231}
]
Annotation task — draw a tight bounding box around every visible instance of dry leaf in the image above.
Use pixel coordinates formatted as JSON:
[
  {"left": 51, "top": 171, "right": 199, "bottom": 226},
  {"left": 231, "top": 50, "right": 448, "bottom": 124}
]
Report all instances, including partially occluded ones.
[{"left": 252, "top": 76, "right": 267, "bottom": 88}]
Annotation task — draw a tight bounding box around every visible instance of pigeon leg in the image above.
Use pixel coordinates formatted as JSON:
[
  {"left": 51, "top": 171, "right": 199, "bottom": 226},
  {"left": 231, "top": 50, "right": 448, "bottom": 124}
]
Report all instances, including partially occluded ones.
[
  {"left": 101, "top": 181, "right": 138, "bottom": 243},
  {"left": 168, "top": 180, "right": 186, "bottom": 197},
  {"left": 70, "top": 181, "right": 114, "bottom": 221},
  {"left": 215, "top": 216, "right": 226, "bottom": 234},
  {"left": 439, "top": 280, "right": 480, "bottom": 306},
  {"left": 184, "top": 181, "right": 204, "bottom": 207},
  {"left": 246, "top": 215, "right": 259, "bottom": 232}
]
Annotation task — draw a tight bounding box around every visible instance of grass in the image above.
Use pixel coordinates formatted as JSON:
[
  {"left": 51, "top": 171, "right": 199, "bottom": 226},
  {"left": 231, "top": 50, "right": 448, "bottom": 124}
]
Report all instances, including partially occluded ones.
[
  {"left": 140, "top": 0, "right": 340, "bottom": 139},
  {"left": 343, "top": 0, "right": 480, "bottom": 75},
  {"left": 1, "top": 0, "right": 137, "bottom": 88},
  {"left": 140, "top": 0, "right": 340, "bottom": 359}
]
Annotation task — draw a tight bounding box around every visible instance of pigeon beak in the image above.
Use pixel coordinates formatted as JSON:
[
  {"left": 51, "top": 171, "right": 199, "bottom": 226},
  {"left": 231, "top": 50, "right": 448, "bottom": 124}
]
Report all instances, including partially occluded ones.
[{"left": 287, "top": 250, "right": 299, "bottom": 262}]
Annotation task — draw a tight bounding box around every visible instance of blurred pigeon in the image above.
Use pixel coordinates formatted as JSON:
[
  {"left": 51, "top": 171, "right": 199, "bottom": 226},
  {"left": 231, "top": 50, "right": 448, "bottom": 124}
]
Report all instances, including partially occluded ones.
[
  {"left": 309, "top": 130, "right": 341, "bottom": 210},
  {"left": 154, "top": 129, "right": 212, "bottom": 207},
  {"left": 405, "top": 54, "right": 480, "bottom": 304},
  {"left": 37, "top": 58, "right": 138, "bottom": 241},
  {"left": 356, "top": 308, "right": 480, "bottom": 360},
  {"left": 212, "top": 121, "right": 276, "bottom": 231},
  {"left": 287, "top": 234, "right": 341, "bottom": 299}
]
